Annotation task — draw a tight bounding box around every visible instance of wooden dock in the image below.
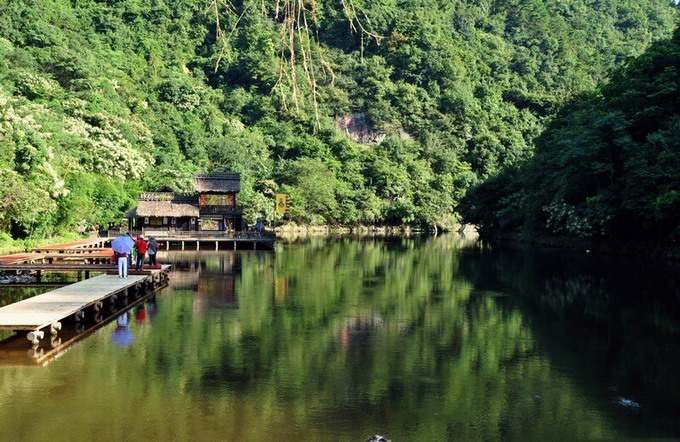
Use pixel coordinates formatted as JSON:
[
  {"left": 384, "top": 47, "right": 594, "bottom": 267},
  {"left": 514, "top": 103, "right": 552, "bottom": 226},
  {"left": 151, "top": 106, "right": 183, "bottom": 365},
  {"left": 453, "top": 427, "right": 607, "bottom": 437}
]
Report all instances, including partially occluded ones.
[
  {"left": 0, "top": 253, "right": 47, "bottom": 265},
  {"left": 0, "top": 263, "right": 115, "bottom": 273},
  {"left": 0, "top": 238, "right": 113, "bottom": 267},
  {"left": 0, "top": 291, "right": 159, "bottom": 367},
  {"left": 0, "top": 263, "right": 115, "bottom": 284},
  {"left": 30, "top": 240, "right": 113, "bottom": 264},
  {"left": 30, "top": 238, "right": 109, "bottom": 253},
  {"left": 0, "top": 265, "right": 171, "bottom": 346},
  {"left": 129, "top": 231, "right": 276, "bottom": 251}
]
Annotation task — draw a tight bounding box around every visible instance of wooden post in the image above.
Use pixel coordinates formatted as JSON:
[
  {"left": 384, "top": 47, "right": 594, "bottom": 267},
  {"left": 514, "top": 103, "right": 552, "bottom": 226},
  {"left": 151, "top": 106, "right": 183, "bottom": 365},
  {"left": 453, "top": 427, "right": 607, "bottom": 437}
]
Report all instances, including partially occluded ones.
[
  {"left": 215, "top": 241, "right": 218, "bottom": 251},
  {"left": 197, "top": 241, "right": 200, "bottom": 250}
]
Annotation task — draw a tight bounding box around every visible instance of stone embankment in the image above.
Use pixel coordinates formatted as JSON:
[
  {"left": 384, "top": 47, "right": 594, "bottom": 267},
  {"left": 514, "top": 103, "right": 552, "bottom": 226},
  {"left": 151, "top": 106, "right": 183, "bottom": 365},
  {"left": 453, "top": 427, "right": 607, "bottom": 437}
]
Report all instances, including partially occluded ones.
[{"left": 272, "top": 223, "right": 474, "bottom": 236}]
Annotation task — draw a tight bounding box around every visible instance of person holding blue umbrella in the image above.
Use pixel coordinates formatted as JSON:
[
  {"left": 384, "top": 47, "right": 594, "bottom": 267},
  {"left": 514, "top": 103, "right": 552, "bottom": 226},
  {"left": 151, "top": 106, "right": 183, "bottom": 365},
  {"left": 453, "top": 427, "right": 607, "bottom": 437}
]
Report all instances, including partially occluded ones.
[{"left": 111, "top": 235, "right": 134, "bottom": 278}]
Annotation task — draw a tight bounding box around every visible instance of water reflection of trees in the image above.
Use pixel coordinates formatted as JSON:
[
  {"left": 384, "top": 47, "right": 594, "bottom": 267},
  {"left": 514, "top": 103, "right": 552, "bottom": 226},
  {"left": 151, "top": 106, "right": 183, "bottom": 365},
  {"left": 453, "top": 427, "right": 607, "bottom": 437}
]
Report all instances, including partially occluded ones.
[
  {"left": 7, "top": 238, "right": 678, "bottom": 439},
  {"left": 134, "top": 240, "right": 616, "bottom": 440},
  {"left": 457, "top": 245, "right": 680, "bottom": 436}
]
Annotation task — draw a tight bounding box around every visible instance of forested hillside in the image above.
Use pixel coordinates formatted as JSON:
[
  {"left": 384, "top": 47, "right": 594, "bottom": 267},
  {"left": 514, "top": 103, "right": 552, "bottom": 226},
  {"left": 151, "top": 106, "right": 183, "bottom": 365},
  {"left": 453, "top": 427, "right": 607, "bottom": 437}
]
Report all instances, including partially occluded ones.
[
  {"left": 462, "top": 27, "right": 680, "bottom": 244},
  {"left": 0, "top": 0, "right": 677, "bottom": 243}
]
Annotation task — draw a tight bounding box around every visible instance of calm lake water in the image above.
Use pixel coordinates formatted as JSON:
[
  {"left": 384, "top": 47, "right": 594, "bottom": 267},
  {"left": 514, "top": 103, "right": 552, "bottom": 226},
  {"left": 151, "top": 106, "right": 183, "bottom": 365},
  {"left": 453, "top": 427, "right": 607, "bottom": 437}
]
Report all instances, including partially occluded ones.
[{"left": 0, "top": 235, "right": 679, "bottom": 441}]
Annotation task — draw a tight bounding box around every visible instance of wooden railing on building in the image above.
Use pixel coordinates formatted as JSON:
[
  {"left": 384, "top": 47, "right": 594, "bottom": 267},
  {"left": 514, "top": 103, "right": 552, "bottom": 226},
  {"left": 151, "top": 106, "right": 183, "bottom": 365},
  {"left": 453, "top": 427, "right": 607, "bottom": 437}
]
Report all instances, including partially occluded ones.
[{"left": 198, "top": 205, "right": 242, "bottom": 216}]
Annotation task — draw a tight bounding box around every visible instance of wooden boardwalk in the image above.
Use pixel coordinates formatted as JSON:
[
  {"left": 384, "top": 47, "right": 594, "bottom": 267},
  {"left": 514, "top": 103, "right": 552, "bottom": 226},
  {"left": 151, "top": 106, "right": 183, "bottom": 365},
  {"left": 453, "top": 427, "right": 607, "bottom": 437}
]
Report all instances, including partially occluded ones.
[
  {"left": 128, "top": 230, "right": 276, "bottom": 251},
  {"left": 0, "top": 263, "right": 156, "bottom": 284},
  {"left": 0, "top": 238, "right": 112, "bottom": 267},
  {"left": 0, "top": 263, "right": 115, "bottom": 273},
  {"left": 48, "top": 249, "right": 112, "bottom": 264},
  {"left": 0, "top": 288, "right": 159, "bottom": 367},
  {"left": 0, "top": 250, "right": 112, "bottom": 266},
  {"left": 0, "top": 253, "right": 47, "bottom": 265},
  {"left": 30, "top": 238, "right": 109, "bottom": 253},
  {"left": 0, "top": 265, "right": 170, "bottom": 345}
]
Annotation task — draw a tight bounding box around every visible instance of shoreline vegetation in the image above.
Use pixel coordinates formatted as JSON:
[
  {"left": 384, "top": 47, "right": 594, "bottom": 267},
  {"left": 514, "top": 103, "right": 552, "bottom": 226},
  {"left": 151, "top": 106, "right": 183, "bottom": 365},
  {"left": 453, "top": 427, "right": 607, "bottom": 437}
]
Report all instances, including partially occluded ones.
[{"left": 3, "top": 225, "right": 680, "bottom": 262}]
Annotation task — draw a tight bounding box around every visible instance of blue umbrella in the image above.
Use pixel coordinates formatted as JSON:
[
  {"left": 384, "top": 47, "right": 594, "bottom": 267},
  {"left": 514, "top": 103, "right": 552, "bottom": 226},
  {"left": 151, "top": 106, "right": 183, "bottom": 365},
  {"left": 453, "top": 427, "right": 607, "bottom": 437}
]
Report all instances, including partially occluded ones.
[
  {"left": 112, "top": 327, "right": 134, "bottom": 346},
  {"left": 111, "top": 235, "right": 134, "bottom": 254},
  {"left": 112, "top": 314, "right": 133, "bottom": 346}
]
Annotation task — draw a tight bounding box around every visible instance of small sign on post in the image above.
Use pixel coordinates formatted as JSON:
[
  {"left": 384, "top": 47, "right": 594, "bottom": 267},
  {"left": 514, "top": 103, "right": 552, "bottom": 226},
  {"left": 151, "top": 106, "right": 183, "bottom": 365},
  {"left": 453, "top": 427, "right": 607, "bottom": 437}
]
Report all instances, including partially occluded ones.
[{"left": 275, "top": 193, "right": 288, "bottom": 216}]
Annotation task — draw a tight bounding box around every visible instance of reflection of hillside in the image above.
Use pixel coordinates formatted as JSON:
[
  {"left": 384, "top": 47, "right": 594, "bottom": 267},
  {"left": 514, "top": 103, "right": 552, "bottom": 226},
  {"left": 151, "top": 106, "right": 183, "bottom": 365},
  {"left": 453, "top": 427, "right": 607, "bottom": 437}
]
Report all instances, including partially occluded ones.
[{"left": 457, "top": 246, "right": 680, "bottom": 421}]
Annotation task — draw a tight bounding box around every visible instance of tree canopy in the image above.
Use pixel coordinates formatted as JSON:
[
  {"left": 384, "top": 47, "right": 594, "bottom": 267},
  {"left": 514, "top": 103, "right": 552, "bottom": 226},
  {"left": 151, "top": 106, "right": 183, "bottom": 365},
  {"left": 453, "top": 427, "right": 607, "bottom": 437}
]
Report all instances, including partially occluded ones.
[{"left": 462, "top": 27, "right": 680, "bottom": 244}]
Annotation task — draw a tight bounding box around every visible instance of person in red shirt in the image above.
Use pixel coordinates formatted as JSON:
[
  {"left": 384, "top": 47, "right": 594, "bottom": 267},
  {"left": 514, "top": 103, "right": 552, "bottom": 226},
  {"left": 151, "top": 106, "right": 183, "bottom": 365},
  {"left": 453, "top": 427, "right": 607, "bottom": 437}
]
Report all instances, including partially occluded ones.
[{"left": 134, "top": 235, "right": 148, "bottom": 271}]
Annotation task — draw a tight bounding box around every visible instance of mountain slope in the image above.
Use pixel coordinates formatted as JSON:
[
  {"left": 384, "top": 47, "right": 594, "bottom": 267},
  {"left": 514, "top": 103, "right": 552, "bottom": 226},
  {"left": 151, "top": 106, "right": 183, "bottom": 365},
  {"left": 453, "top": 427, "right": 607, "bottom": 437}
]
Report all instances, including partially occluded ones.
[{"left": 0, "top": 0, "right": 677, "bottom": 239}]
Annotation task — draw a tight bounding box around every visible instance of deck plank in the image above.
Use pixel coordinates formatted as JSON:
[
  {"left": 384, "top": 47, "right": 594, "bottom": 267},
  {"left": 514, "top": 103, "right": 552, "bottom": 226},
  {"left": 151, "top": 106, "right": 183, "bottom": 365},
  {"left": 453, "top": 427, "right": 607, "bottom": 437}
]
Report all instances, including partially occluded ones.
[{"left": 0, "top": 267, "right": 169, "bottom": 331}]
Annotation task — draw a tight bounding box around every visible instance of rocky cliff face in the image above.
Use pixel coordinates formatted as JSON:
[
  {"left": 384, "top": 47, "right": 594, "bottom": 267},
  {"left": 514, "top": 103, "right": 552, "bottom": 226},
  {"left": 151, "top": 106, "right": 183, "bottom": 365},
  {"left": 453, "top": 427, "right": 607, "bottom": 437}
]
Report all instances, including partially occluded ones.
[{"left": 335, "top": 113, "right": 385, "bottom": 144}]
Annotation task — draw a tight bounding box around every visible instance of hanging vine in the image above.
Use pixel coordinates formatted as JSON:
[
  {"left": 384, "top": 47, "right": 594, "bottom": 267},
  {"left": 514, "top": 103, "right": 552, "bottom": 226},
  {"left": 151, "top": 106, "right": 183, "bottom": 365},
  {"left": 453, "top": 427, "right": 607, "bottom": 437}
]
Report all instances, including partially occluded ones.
[{"left": 208, "top": 0, "right": 380, "bottom": 126}]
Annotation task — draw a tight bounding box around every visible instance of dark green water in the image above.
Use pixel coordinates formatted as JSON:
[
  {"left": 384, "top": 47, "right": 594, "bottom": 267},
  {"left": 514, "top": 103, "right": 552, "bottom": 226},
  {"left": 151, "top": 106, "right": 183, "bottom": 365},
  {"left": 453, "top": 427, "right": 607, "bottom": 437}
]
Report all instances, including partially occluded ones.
[{"left": 0, "top": 235, "right": 679, "bottom": 441}]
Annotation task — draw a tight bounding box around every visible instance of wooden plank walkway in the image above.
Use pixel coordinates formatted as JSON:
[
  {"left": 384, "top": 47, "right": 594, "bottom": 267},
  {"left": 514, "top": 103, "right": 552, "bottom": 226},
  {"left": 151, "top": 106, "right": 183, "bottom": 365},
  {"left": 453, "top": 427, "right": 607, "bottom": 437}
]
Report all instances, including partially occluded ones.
[
  {"left": 30, "top": 238, "right": 110, "bottom": 253},
  {"left": 0, "top": 265, "right": 171, "bottom": 345},
  {"left": 128, "top": 230, "right": 276, "bottom": 250},
  {"left": 0, "top": 264, "right": 115, "bottom": 272},
  {"left": 31, "top": 247, "right": 109, "bottom": 254},
  {"left": 0, "top": 287, "right": 160, "bottom": 367},
  {"left": 0, "top": 239, "right": 112, "bottom": 267},
  {"left": 0, "top": 250, "right": 114, "bottom": 265},
  {"left": 56, "top": 249, "right": 112, "bottom": 264},
  {"left": 0, "top": 263, "right": 166, "bottom": 286},
  {"left": 0, "top": 253, "right": 46, "bottom": 264}
]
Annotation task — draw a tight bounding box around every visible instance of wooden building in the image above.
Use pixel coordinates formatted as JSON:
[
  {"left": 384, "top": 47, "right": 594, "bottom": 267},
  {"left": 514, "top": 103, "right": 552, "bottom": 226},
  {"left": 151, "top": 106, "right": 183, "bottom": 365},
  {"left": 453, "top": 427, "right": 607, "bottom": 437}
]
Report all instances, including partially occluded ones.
[{"left": 126, "top": 172, "right": 243, "bottom": 232}]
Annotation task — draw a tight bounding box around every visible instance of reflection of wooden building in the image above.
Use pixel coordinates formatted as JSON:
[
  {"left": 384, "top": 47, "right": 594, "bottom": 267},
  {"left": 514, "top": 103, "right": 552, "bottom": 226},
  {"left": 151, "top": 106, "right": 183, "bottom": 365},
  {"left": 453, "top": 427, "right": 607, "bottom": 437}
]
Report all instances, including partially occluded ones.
[
  {"left": 126, "top": 173, "right": 243, "bottom": 232},
  {"left": 191, "top": 253, "right": 238, "bottom": 311}
]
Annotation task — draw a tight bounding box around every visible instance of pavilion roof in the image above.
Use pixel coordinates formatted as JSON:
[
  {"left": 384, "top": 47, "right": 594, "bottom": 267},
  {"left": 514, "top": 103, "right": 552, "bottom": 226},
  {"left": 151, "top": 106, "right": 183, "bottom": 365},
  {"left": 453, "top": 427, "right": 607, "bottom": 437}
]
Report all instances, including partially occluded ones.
[
  {"left": 125, "top": 200, "right": 199, "bottom": 218},
  {"left": 194, "top": 172, "right": 241, "bottom": 193}
]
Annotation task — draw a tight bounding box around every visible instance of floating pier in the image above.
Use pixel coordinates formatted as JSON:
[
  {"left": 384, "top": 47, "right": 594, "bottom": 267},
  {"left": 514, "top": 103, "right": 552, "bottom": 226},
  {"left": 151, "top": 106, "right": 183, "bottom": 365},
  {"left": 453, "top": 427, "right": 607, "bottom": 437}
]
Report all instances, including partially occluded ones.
[{"left": 0, "top": 265, "right": 171, "bottom": 347}]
